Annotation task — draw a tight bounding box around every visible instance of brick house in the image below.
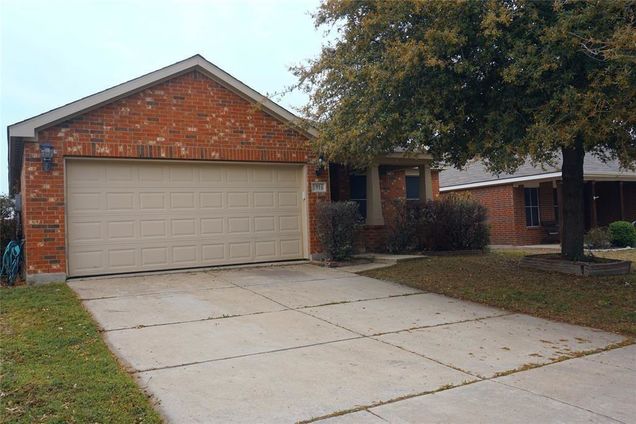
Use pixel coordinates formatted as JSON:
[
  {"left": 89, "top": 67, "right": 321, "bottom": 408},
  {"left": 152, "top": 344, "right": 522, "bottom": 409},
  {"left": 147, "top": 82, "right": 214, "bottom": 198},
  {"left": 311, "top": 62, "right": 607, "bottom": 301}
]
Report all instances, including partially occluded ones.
[
  {"left": 7, "top": 55, "right": 437, "bottom": 283},
  {"left": 440, "top": 158, "right": 636, "bottom": 245}
]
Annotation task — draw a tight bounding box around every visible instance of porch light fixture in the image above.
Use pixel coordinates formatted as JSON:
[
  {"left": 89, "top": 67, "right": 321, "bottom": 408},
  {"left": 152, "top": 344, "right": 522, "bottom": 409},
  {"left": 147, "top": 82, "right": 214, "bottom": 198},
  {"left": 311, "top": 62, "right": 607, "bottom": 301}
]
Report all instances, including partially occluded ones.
[
  {"left": 39, "top": 143, "right": 54, "bottom": 172},
  {"left": 315, "top": 154, "right": 325, "bottom": 176}
]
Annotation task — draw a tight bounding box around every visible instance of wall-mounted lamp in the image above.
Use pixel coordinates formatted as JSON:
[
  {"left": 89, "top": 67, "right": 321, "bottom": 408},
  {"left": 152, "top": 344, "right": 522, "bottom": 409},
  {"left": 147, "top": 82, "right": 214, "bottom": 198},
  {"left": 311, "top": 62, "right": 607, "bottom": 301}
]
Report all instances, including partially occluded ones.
[
  {"left": 39, "top": 143, "right": 55, "bottom": 172},
  {"left": 315, "top": 154, "right": 325, "bottom": 176}
]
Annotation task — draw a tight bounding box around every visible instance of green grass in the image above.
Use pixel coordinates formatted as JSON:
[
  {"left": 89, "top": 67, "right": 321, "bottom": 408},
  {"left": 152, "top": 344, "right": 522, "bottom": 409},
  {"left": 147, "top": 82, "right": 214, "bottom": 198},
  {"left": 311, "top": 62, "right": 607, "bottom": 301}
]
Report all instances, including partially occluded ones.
[
  {"left": 0, "top": 284, "right": 162, "bottom": 424},
  {"left": 363, "top": 249, "right": 636, "bottom": 337}
]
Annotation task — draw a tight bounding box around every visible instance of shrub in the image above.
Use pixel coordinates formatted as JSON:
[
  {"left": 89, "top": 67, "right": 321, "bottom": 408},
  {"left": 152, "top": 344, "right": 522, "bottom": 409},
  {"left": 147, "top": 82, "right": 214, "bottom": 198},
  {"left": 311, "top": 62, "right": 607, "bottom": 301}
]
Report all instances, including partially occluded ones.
[
  {"left": 608, "top": 221, "right": 636, "bottom": 247},
  {"left": 584, "top": 227, "right": 611, "bottom": 249},
  {"left": 315, "top": 201, "right": 361, "bottom": 261},
  {"left": 1, "top": 195, "right": 17, "bottom": 253},
  {"left": 420, "top": 194, "right": 490, "bottom": 251},
  {"left": 384, "top": 199, "right": 421, "bottom": 253}
]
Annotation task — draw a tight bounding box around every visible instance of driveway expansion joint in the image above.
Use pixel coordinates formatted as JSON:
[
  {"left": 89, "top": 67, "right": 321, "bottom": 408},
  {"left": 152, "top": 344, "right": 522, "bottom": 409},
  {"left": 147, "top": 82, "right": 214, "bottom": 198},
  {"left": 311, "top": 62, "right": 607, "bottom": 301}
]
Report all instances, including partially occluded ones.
[
  {"left": 367, "top": 311, "right": 514, "bottom": 337},
  {"left": 300, "top": 379, "right": 482, "bottom": 424},
  {"left": 293, "top": 291, "right": 425, "bottom": 310},
  {"left": 491, "top": 378, "right": 626, "bottom": 423},
  {"left": 79, "top": 283, "right": 235, "bottom": 301},
  {"left": 101, "top": 307, "right": 290, "bottom": 332},
  {"left": 134, "top": 335, "right": 366, "bottom": 374}
]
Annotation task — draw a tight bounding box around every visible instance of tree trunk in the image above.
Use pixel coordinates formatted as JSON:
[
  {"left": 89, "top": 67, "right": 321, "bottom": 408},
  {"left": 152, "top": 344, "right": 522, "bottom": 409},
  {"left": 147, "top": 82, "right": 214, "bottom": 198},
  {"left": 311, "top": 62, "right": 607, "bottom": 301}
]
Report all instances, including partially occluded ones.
[{"left": 561, "top": 138, "right": 585, "bottom": 260}]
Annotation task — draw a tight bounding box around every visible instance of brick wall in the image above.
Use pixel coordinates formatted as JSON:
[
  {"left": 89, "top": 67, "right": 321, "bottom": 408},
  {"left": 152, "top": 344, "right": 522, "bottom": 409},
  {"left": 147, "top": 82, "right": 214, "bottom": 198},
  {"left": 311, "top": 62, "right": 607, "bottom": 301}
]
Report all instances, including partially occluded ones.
[
  {"left": 538, "top": 182, "right": 556, "bottom": 223},
  {"left": 380, "top": 168, "right": 406, "bottom": 221},
  {"left": 511, "top": 186, "right": 545, "bottom": 245},
  {"left": 451, "top": 182, "right": 562, "bottom": 245},
  {"left": 20, "top": 70, "right": 327, "bottom": 277},
  {"left": 431, "top": 170, "right": 440, "bottom": 198},
  {"left": 451, "top": 183, "right": 552, "bottom": 245},
  {"left": 453, "top": 185, "right": 516, "bottom": 245}
]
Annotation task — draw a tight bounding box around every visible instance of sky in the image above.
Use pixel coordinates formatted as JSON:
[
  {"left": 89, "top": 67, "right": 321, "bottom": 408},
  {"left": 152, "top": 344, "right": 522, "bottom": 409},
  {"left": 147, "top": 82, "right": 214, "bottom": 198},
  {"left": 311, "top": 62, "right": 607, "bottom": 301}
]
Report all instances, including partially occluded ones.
[{"left": 0, "top": 0, "right": 326, "bottom": 194}]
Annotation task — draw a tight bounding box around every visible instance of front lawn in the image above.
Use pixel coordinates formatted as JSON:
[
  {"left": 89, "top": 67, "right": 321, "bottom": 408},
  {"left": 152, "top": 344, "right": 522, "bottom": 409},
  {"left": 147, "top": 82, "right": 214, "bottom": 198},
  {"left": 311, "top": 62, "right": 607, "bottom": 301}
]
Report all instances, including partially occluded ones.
[
  {"left": 363, "top": 249, "right": 636, "bottom": 337},
  {"left": 0, "top": 284, "right": 162, "bottom": 424}
]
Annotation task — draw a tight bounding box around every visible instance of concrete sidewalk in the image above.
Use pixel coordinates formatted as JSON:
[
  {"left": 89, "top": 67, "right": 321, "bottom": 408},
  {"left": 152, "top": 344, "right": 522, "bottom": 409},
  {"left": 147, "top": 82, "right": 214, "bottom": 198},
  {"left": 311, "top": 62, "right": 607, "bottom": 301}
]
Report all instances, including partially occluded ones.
[{"left": 68, "top": 264, "right": 633, "bottom": 423}]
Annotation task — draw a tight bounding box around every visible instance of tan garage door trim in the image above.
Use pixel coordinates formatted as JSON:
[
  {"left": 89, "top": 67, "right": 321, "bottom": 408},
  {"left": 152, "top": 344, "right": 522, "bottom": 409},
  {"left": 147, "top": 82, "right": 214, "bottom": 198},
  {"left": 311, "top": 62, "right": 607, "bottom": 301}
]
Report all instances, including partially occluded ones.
[{"left": 64, "top": 158, "right": 309, "bottom": 277}]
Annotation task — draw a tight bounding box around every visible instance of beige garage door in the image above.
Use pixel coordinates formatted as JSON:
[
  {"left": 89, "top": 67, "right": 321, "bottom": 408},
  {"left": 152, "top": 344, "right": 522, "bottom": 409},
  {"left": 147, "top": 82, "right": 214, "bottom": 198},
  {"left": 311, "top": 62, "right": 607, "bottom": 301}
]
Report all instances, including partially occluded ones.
[{"left": 66, "top": 160, "right": 306, "bottom": 277}]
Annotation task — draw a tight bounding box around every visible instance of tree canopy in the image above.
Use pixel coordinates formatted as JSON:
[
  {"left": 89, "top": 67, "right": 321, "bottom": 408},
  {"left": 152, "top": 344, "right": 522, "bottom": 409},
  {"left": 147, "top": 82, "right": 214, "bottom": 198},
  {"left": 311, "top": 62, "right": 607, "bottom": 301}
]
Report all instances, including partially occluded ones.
[{"left": 293, "top": 0, "right": 636, "bottom": 173}]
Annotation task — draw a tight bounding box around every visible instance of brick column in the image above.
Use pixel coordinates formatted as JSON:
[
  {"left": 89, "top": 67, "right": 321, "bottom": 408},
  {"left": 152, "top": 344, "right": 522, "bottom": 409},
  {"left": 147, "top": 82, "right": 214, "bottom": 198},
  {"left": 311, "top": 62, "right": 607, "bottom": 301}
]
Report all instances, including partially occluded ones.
[
  {"left": 419, "top": 163, "right": 433, "bottom": 201},
  {"left": 366, "top": 163, "right": 384, "bottom": 225}
]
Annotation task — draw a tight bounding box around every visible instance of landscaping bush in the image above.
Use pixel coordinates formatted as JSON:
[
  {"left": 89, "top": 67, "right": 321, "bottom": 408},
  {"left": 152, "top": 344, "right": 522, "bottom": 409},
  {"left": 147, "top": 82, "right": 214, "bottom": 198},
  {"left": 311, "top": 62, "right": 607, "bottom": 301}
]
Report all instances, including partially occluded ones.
[
  {"left": 584, "top": 227, "right": 612, "bottom": 249},
  {"left": 315, "top": 201, "right": 361, "bottom": 261},
  {"left": 420, "top": 194, "right": 490, "bottom": 251},
  {"left": 608, "top": 221, "right": 636, "bottom": 247},
  {"left": 385, "top": 199, "right": 421, "bottom": 253},
  {"left": 1, "top": 195, "right": 17, "bottom": 253}
]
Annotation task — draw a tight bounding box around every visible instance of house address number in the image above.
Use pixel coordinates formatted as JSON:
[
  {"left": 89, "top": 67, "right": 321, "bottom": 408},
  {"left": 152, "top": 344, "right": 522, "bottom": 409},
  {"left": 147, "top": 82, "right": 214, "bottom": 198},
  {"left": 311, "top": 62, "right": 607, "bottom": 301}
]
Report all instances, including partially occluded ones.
[{"left": 311, "top": 182, "right": 327, "bottom": 193}]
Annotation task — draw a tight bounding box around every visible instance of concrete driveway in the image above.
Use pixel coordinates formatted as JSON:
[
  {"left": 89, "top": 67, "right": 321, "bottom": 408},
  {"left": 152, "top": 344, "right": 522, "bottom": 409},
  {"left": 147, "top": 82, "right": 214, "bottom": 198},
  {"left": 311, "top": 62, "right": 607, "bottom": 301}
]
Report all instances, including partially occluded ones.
[{"left": 68, "top": 264, "right": 634, "bottom": 423}]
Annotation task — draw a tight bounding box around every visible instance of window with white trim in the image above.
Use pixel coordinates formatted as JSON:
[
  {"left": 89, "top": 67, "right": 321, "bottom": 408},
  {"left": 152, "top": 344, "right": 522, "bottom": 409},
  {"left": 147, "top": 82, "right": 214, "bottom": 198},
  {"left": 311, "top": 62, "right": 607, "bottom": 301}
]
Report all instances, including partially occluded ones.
[{"left": 524, "top": 187, "right": 540, "bottom": 227}]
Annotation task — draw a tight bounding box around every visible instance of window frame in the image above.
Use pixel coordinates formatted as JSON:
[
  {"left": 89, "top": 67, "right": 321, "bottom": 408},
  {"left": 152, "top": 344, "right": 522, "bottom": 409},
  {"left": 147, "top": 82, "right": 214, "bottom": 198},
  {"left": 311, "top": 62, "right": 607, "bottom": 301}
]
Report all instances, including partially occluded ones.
[
  {"left": 349, "top": 174, "right": 367, "bottom": 221},
  {"left": 552, "top": 187, "right": 559, "bottom": 223},
  {"left": 524, "top": 187, "right": 540, "bottom": 228},
  {"left": 405, "top": 175, "right": 420, "bottom": 201}
]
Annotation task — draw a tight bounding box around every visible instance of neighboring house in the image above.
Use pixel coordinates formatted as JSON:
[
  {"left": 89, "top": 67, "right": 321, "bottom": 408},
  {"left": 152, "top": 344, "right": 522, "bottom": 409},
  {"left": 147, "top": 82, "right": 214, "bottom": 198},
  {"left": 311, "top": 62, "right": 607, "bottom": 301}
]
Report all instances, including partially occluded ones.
[
  {"left": 440, "top": 157, "right": 636, "bottom": 245},
  {"left": 7, "top": 55, "right": 437, "bottom": 283}
]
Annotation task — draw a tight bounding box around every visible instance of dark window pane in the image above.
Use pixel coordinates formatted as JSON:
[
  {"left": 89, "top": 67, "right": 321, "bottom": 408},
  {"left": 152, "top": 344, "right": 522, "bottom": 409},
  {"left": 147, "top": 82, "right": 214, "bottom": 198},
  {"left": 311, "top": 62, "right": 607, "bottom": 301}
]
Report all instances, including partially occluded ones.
[
  {"left": 553, "top": 188, "right": 559, "bottom": 222},
  {"left": 525, "top": 208, "right": 532, "bottom": 226},
  {"left": 357, "top": 200, "right": 367, "bottom": 220},
  {"left": 532, "top": 208, "right": 539, "bottom": 226},
  {"left": 524, "top": 187, "right": 539, "bottom": 207},
  {"left": 406, "top": 176, "right": 420, "bottom": 200},
  {"left": 350, "top": 175, "right": 366, "bottom": 199}
]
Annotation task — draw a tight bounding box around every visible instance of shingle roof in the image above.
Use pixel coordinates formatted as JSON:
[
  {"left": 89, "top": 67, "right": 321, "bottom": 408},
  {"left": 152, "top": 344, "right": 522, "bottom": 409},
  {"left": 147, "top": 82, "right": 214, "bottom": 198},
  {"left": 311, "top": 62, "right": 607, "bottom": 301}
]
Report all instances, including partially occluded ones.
[{"left": 440, "top": 154, "right": 636, "bottom": 190}]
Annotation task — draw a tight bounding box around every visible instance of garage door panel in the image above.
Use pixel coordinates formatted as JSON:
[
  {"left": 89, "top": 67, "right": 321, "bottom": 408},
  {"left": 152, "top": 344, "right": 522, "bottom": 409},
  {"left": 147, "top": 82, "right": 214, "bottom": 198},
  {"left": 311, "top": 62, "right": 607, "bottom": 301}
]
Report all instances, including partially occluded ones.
[
  {"left": 109, "top": 249, "right": 137, "bottom": 267},
  {"left": 69, "top": 222, "right": 102, "bottom": 242},
  {"left": 280, "top": 239, "right": 303, "bottom": 256},
  {"left": 227, "top": 168, "right": 249, "bottom": 183},
  {"left": 227, "top": 192, "right": 250, "bottom": 208},
  {"left": 106, "top": 192, "right": 135, "bottom": 211},
  {"left": 278, "top": 192, "right": 300, "bottom": 207},
  {"left": 68, "top": 192, "right": 102, "bottom": 212},
  {"left": 172, "top": 245, "right": 198, "bottom": 264},
  {"left": 202, "top": 244, "right": 225, "bottom": 260},
  {"left": 253, "top": 192, "right": 275, "bottom": 207},
  {"left": 107, "top": 220, "right": 136, "bottom": 240},
  {"left": 279, "top": 215, "right": 301, "bottom": 232},
  {"left": 170, "top": 192, "right": 195, "bottom": 209},
  {"left": 200, "top": 192, "right": 223, "bottom": 208},
  {"left": 66, "top": 160, "right": 306, "bottom": 276},
  {"left": 201, "top": 218, "right": 224, "bottom": 234},
  {"left": 139, "top": 192, "right": 165, "bottom": 209},
  {"left": 106, "top": 164, "right": 135, "bottom": 182},
  {"left": 254, "top": 216, "right": 276, "bottom": 232},
  {"left": 139, "top": 166, "right": 164, "bottom": 182},
  {"left": 142, "top": 246, "right": 168, "bottom": 266},
  {"left": 140, "top": 220, "right": 168, "bottom": 238}
]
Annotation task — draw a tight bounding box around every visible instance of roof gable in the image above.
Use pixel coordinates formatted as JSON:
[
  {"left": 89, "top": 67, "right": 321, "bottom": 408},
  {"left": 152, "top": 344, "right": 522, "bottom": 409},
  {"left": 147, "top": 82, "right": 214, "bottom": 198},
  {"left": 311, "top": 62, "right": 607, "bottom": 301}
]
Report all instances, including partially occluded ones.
[{"left": 8, "top": 54, "right": 316, "bottom": 139}]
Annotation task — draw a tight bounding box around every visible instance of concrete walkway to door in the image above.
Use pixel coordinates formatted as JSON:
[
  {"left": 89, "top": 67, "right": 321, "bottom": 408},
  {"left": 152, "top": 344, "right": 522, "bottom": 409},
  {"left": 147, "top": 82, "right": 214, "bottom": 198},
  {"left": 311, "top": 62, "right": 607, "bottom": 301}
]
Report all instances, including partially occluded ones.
[{"left": 68, "top": 264, "right": 634, "bottom": 423}]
